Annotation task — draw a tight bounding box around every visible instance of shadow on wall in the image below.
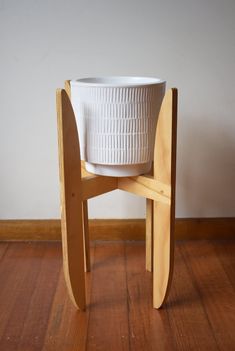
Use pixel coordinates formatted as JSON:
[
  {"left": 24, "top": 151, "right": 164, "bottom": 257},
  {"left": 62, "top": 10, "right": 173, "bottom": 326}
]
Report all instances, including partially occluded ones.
[{"left": 177, "top": 115, "right": 235, "bottom": 217}]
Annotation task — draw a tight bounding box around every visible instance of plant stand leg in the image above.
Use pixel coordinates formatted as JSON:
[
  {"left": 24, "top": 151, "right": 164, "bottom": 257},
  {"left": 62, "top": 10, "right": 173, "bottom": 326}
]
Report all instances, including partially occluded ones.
[
  {"left": 56, "top": 89, "right": 86, "bottom": 310},
  {"left": 146, "top": 199, "right": 153, "bottom": 272},
  {"left": 65, "top": 80, "right": 91, "bottom": 274},
  {"left": 153, "top": 89, "right": 177, "bottom": 308},
  {"left": 82, "top": 200, "right": 90, "bottom": 272}
]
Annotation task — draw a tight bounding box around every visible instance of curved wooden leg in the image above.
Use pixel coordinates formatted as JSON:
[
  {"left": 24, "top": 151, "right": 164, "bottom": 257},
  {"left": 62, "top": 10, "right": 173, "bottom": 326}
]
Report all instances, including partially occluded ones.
[
  {"left": 64, "top": 80, "right": 91, "bottom": 274},
  {"left": 56, "top": 89, "right": 86, "bottom": 310},
  {"left": 153, "top": 202, "right": 174, "bottom": 308},
  {"left": 146, "top": 199, "right": 153, "bottom": 272},
  {"left": 153, "top": 88, "right": 177, "bottom": 308},
  {"left": 82, "top": 200, "right": 91, "bottom": 272}
]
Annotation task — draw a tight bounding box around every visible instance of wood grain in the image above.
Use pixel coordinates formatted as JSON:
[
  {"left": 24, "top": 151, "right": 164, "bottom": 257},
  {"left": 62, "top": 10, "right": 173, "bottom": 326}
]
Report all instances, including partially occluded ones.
[
  {"left": 64, "top": 80, "right": 71, "bottom": 98},
  {"left": 86, "top": 242, "right": 129, "bottom": 351},
  {"left": 146, "top": 199, "right": 153, "bottom": 272},
  {"left": 88, "top": 219, "right": 145, "bottom": 240},
  {"left": 83, "top": 200, "right": 91, "bottom": 272},
  {"left": 42, "top": 245, "right": 95, "bottom": 351},
  {"left": 180, "top": 240, "right": 235, "bottom": 350},
  {"left": 153, "top": 88, "right": 177, "bottom": 308},
  {"left": 125, "top": 242, "right": 175, "bottom": 350},
  {"left": 81, "top": 175, "right": 117, "bottom": 200},
  {"left": 176, "top": 217, "right": 235, "bottom": 239},
  {"left": 57, "top": 89, "right": 85, "bottom": 310},
  {"left": 0, "top": 220, "right": 61, "bottom": 240},
  {"left": 167, "top": 243, "right": 219, "bottom": 350},
  {"left": 145, "top": 160, "right": 154, "bottom": 273},
  {"left": 0, "top": 241, "right": 235, "bottom": 350},
  {"left": 15, "top": 244, "right": 60, "bottom": 351},
  {"left": 213, "top": 240, "right": 235, "bottom": 290},
  {"left": 64, "top": 79, "right": 91, "bottom": 274},
  {"left": 1, "top": 218, "right": 235, "bottom": 241},
  {"left": 0, "top": 243, "right": 43, "bottom": 344},
  {"left": 0, "top": 243, "right": 60, "bottom": 351},
  {"left": 118, "top": 175, "right": 170, "bottom": 204},
  {"left": 0, "top": 242, "right": 8, "bottom": 260}
]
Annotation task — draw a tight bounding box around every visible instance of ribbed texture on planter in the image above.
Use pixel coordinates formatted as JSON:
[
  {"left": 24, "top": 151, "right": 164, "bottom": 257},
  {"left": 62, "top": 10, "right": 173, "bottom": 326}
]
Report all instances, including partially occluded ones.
[{"left": 71, "top": 84, "right": 165, "bottom": 166}]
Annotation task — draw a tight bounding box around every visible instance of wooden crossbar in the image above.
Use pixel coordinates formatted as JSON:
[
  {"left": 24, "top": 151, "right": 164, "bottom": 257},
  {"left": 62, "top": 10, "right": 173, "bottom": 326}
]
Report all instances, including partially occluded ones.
[
  {"left": 81, "top": 174, "right": 171, "bottom": 204},
  {"left": 118, "top": 175, "right": 171, "bottom": 205},
  {"left": 81, "top": 175, "right": 117, "bottom": 200}
]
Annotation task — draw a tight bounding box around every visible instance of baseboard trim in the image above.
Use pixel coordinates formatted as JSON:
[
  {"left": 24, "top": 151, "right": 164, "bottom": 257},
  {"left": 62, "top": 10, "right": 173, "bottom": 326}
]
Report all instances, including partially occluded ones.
[
  {"left": 0, "top": 218, "right": 235, "bottom": 241},
  {"left": 0, "top": 220, "right": 61, "bottom": 241}
]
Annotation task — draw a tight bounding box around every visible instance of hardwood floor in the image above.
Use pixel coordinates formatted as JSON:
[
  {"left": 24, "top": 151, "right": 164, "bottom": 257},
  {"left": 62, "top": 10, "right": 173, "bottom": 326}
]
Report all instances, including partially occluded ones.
[{"left": 0, "top": 240, "right": 235, "bottom": 350}]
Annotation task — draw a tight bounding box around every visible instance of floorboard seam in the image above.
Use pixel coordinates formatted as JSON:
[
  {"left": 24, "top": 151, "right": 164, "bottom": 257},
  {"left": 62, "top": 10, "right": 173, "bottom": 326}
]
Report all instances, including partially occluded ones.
[
  {"left": 124, "top": 242, "right": 131, "bottom": 351},
  {"left": 0, "top": 243, "right": 9, "bottom": 262},
  {"left": 179, "top": 243, "right": 220, "bottom": 351}
]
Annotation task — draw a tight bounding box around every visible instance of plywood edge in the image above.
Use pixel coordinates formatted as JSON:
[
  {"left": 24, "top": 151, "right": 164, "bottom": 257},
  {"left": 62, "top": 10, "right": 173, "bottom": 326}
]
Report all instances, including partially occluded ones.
[{"left": 0, "top": 218, "right": 235, "bottom": 241}]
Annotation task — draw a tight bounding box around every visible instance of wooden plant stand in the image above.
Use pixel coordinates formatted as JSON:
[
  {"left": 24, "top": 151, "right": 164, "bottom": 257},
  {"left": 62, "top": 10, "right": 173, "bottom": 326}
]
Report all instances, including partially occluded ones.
[{"left": 56, "top": 81, "right": 177, "bottom": 311}]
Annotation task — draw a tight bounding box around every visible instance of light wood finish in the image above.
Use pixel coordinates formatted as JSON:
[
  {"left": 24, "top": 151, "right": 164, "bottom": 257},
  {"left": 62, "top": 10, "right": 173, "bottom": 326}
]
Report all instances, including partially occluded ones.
[
  {"left": 81, "top": 167, "right": 171, "bottom": 204},
  {"left": 146, "top": 199, "right": 153, "bottom": 272},
  {"left": 145, "top": 161, "right": 154, "bottom": 273},
  {"left": 118, "top": 175, "right": 170, "bottom": 204},
  {"left": 65, "top": 80, "right": 91, "bottom": 273},
  {"left": 64, "top": 79, "right": 71, "bottom": 98},
  {"left": 81, "top": 175, "right": 117, "bottom": 201},
  {"left": 82, "top": 201, "right": 90, "bottom": 272},
  {"left": 1, "top": 241, "right": 235, "bottom": 350},
  {"left": 81, "top": 161, "right": 93, "bottom": 177},
  {"left": 56, "top": 89, "right": 86, "bottom": 310},
  {"left": 153, "top": 88, "right": 177, "bottom": 308},
  {"left": 82, "top": 202, "right": 90, "bottom": 272}
]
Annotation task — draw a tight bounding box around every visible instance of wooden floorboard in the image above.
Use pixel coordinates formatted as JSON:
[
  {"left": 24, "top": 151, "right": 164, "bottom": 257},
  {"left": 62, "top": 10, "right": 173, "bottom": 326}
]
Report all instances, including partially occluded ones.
[
  {"left": 0, "top": 242, "right": 8, "bottom": 260},
  {"left": 180, "top": 241, "right": 235, "bottom": 351},
  {"left": 42, "top": 245, "right": 95, "bottom": 351},
  {"left": 125, "top": 242, "right": 175, "bottom": 351},
  {"left": 212, "top": 240, "right": 235, "bottom": 291},
  {"left": 0, "top": 240, "right": 234, "bottom": 351},
  {"left": 86, "top": 242, "right": 129, "bottom": 351},
  {"left": 0, "top": 243, "right": 45, "bottom": 347},
  {"left": 168, "top": 244, "right": 219, "bottom": 350}
]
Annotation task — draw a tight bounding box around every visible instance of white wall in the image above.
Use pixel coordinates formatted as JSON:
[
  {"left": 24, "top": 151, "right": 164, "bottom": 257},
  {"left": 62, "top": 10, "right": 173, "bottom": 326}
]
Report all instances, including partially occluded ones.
[{"left": 0, "top": 0, "right": 235, "bottom": 219}]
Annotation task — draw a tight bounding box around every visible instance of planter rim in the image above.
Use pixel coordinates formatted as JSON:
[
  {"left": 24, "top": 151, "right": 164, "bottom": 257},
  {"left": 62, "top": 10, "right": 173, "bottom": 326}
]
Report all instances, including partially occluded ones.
[{"left": 71, "top": 76, "right": 165, "bottom": 88}]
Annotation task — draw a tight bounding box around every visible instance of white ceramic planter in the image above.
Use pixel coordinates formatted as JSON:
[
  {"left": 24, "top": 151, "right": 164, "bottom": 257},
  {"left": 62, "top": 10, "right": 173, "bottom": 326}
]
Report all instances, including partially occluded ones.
[{"left": 71, "top": 77, "right": 166, "bottom": 176}]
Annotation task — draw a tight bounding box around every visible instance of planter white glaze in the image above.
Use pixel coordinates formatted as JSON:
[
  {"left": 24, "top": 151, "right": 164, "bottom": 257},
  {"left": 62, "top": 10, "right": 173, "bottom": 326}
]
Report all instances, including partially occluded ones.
[{"left": 70, "top": 77, "right": 166, "bottom": 176}]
